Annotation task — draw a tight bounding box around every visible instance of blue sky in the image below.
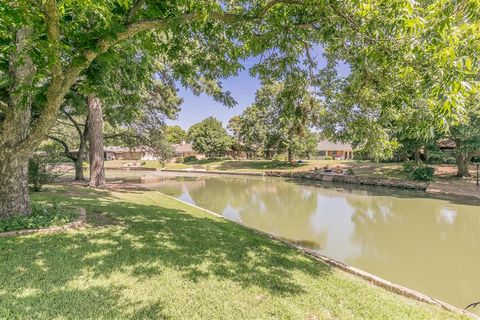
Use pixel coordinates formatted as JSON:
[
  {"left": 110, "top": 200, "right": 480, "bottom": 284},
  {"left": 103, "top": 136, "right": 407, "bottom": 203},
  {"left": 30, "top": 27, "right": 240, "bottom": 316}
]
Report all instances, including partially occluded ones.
[{"left": 167, "top": 47, "right": 350, "bottom": 130}]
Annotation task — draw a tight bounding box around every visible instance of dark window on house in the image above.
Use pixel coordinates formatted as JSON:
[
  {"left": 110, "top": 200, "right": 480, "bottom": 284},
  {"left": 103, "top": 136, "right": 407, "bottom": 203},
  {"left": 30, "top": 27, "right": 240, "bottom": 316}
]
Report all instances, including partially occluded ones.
[{"left": 318, "top": 150, "right": 326, "bottom": 156}]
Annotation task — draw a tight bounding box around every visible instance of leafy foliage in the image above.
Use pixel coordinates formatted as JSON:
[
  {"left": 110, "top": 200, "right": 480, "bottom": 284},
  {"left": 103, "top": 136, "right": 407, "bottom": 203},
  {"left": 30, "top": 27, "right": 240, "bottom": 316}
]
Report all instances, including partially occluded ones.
[
  {"left": 165, "top": 125, "right": 188, "bottom": 144},
  {"left": 28, "top": 155, "right": 65, "bottom": 192},
  {"left": 184, "top": 155, "right": 197, "bottom": 163},
  {"left": 0, "top": 203, "right": 77, "bottom": 232},
  {"left": 411, "top": 166, "right": 435, "bottom": 182},
  {"left": 237, "top": 82, "right": 319, "bottom": 160},
  {"left": 188, "top": 117, "right": 231, "bottom": 156},
  {"left": 402, "top": 160, "right": 416, "bottom": 174}
]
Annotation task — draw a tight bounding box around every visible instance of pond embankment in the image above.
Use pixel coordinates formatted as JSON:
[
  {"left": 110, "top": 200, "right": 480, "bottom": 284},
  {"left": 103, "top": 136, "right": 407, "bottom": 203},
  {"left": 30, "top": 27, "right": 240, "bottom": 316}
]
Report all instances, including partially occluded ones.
[{"left": 266, "top": 170, "right": 429, "bottom": 189}]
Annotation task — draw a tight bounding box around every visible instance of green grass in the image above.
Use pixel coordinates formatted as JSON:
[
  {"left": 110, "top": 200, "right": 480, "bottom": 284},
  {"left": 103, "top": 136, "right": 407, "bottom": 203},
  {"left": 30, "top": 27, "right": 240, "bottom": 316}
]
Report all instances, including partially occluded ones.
[
  {"left": 164, "top": 159, "right": 354, "bottom": 172},
  {"left": 0, "top": 185, "right": 467, "bottom": 319}
]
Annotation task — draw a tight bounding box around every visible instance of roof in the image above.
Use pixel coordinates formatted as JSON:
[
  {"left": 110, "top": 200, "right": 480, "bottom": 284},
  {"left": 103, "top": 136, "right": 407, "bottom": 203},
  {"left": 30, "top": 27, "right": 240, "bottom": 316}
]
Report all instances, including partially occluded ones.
[
  {"left": 174, "top": 143, "right": 194, "bottom": 153},
  {"left": 438, "top": 139, "right": 456, "bottom": 149},
  {"left": 104, "top": 146, "right": 130, "bottom": 153},
  {"left": 317, "top": 140, "right": 353, "bottom": 151}
]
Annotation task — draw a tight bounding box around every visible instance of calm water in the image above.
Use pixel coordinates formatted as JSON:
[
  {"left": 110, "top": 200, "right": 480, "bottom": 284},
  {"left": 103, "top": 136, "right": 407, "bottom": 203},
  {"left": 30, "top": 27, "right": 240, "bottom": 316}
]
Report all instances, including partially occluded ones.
[{"left": 111, "top": 172, "right": 480, "bottom": 313}]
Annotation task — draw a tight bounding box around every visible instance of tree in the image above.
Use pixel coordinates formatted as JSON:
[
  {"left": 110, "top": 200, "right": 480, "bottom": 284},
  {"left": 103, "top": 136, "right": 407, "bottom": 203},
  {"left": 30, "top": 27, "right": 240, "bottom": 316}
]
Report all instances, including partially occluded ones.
[
  {"left": 238, "top": 81, "right": 320, "bottom": 161},
  {"left": 188, "top": 117, "right": 231, "bottom": 157},
  {"left": 2, "top": 0, "right": 292, "bottom": 217},
  {"left": 449, "top": 111, "right": 480, "bottom": 177},
  {"left": 227, "top": 116, "right": 242, "bottom": 142},
  {"left": 48, "top": 92, "right": 89, "bottom": 181},
  {"left": 3, "top": 0, "right": 480, "bottom": 218},
  {"left": 165, "top": 126, "right": 188, "bottom": 144}
]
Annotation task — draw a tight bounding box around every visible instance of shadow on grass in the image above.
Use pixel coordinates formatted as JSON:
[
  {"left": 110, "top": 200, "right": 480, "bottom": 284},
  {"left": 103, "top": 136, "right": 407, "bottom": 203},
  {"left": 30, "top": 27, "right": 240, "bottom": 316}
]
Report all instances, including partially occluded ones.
[{"left": 0, "top": 186, "right": 331, "bottom": 319}]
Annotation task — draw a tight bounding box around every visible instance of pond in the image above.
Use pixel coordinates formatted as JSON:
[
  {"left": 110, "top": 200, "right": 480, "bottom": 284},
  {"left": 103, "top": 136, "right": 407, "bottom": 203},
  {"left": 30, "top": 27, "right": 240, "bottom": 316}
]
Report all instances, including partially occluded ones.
[{"left": 109, "top": 171, "right": 480, "bottom": 314}]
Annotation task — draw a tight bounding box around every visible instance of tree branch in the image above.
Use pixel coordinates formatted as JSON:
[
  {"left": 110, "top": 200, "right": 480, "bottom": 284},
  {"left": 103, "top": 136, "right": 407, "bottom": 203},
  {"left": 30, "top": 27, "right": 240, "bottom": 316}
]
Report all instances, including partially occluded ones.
[
  {"left": 61, "top": 109, "right": 84, "bottom": 138},
  {"left": 127, "top": 0, "right": 145, "bottom": 23},
  {"left": 48, "top": 135, "right": 77, "bottom": 161},
  {"left": 43, "top": 0, "right": 62, "bottom": 79},
  {"left": 0, "top": 101, "right": 8, "bottom": 115},
  {"left": 22, "top": 0, "right": 302, "bottom": 152}
]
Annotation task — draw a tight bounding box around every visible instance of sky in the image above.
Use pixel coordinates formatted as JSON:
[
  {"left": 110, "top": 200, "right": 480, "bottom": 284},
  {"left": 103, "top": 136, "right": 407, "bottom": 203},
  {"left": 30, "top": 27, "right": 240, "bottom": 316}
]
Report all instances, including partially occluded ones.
[{"left": 167, "top": 47, "right": 350, "bottom": 130}]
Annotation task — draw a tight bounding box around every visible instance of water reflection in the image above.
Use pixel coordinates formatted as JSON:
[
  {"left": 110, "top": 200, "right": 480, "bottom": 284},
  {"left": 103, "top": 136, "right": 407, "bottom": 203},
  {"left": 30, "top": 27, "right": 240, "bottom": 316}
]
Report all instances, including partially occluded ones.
[{"left": 145, "top": 175, "right": 480, "bottom": 314}]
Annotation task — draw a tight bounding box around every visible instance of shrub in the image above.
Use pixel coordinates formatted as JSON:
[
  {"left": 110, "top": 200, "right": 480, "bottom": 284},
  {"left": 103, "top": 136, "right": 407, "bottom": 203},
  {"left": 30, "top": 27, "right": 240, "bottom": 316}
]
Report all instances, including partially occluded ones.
[
  {"left": 345, "top": 168, "right": 355, "bottom": 176},
  {"left": 402, "top": 160, "right": 416, "bottom": 173},
  {"left": 28, "top": 156, "right": 66, "bottom": 192},
  {"left": 427, "top": 150, "right": 456, "bottom": 164},
  {"left": 411, "top": 166, "right": 435, "bottom": 181},
  {"left": 184, "top": 155, "right": 197, "bottom": 163},
  {"left": 0, "top": 203, "right": 77, "bottom": 232},
  {"left": 28, "top": 158, "right": 51, "bottom": 192},
  {"left": 324, "top": 156, "right": 333, "bottom": 160},
  {"left": 175, "top": 157, "right": 184, "bottom": 163}
]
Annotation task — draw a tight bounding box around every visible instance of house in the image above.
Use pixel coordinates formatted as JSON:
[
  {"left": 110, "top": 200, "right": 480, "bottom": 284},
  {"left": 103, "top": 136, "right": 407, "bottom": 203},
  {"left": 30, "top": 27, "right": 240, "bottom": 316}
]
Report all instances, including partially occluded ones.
[
  {"left": 104, "top": 146, "right": 142, "bottom": 160},
  {"left": 72, "top": 146, "right": 158, "bottom": 161},
  {"left": 438, "top": 139, "right": 456, "bottom": 151},
  {"left": 316, "top": 140, "right": 354, "bottom": 160},
  {"left": 173, "top": 142, "right": 205, "bottom": 159}
]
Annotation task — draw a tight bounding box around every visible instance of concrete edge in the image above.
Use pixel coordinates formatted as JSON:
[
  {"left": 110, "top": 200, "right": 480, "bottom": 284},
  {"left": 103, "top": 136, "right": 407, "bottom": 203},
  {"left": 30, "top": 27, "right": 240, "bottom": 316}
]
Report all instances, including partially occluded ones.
[
  {"left": 157, "top": 191, "right": 478, "bottom": 319},
  {"left": 426, "top": 186, "right": 480, "bottom": 200},
  {"left": 0, "top": 207, "right": 87, "bottom": 238},
  {"left": 160, "top": 169, "right": 264, "bottom": 176}
]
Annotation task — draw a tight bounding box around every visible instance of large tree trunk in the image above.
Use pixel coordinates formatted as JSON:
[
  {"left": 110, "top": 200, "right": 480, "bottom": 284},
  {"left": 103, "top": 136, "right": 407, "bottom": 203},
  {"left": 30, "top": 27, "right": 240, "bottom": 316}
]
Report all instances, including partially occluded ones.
[
  {"left": 88, "top": 95, "right": 106, "bottom": 188},
  {"left": 414, "top": 148, "right": 421, "bottom": 165},
  {"left": 74, "top": 156, "right": 85, "bottom": 181},
  {"left": 74, "top": 115, "right": 89, "bottom": 181},
  {"left": 0, "top": 26, "right": 35, "bottom": 218},
  {"left": 456, "top": 153, "right": 471, "bottom": 177},
  {"left": 287, "top": 149, "right": 293, "bottom": 162},
  {"left": 0, "top": 154, "right": 31, "bottom": 219}
]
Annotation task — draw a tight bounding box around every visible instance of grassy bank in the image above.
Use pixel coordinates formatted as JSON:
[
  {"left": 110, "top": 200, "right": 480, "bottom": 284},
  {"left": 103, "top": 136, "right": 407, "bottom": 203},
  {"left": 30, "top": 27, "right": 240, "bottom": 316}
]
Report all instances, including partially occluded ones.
[{"left": 0, "top": 185, "right": 467, "bottom": 319}]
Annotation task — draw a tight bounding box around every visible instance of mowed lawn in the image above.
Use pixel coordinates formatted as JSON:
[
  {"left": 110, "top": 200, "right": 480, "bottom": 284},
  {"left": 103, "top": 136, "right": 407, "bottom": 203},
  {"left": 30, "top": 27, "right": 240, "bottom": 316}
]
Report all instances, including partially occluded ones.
[{"left": 0, "top": 185, "right": 468, "bottom": 319}]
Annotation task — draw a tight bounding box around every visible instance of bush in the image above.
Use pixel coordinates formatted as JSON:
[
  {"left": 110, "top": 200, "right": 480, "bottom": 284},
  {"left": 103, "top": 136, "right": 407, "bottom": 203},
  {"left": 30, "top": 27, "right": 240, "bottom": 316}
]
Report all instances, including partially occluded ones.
[
  {"left": 402, "top": 160, "right": 416, "bottom": 173},
  {"left": 324, "top": 156, "right": 333, "bottom": 160},
  {"left": 411, "top": 166, "right": 435, "bottom": 181},
  {"left": 28, "top": 158, "right": 51, "bottom": 192},
  {"left": 427, "top": 150, "right": 456, "bottom": 164},
  {"left": 0, "top": 202, "right": 77, "bottom": 232},
  {"left": 345, "top": 168, "right": 355, "bottom": 176},
  {"left": 28, "top": 156, "right": 66, "bottom": 192},
  {"left": 175, "top": 157, "right": 184, "bottom": 163},
  {"left": 184, "top": 155, "right": 197, "bottom": 163}
]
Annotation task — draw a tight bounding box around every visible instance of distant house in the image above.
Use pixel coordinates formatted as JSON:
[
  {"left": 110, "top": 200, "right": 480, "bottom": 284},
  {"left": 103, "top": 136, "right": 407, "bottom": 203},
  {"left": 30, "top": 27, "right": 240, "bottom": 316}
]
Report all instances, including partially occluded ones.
[
  {"left": 71, "top": 146, "right": 158, "bottom": 161},
  {"left": 316, "top": 140, "right": 354, "bottom": 160},
  {"left": 173, "top": 141, "right": 205, "bottom": 159},
  {"left": 172, "top": 141, "right": 250, "bottom": 160},
  {"left": 438, "top": 139, "right": 456, "bottom": 151},
  {"left": 104, "top": 146, "right": 141, "bottom": 161}
]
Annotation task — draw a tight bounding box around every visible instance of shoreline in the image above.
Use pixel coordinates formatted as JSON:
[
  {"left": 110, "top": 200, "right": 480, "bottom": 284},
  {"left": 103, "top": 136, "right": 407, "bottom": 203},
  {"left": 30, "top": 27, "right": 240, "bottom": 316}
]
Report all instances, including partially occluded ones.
[
  {"left": 157, "top": 169, "right": 480, "bottom": 200},
  {"left": 156, "top": 189, "right": 478, "bottom": 319}
]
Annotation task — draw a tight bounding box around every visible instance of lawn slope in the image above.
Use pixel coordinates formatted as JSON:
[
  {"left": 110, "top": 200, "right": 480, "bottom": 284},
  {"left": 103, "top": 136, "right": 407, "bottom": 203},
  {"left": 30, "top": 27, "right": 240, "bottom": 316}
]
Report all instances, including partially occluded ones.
[{"left": 0, "top": 186, "right": 468, "bottom": 319}]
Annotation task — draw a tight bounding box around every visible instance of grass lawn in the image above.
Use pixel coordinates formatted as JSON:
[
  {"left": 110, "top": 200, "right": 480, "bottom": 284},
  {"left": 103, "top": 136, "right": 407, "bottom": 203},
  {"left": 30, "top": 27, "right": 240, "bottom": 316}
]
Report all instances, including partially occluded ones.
[
  {"left": 0, "top": 185, "right": 467, "bottom": 319},
  {"left": 164, "top": 159, "right": 356, "bottom": 172}
]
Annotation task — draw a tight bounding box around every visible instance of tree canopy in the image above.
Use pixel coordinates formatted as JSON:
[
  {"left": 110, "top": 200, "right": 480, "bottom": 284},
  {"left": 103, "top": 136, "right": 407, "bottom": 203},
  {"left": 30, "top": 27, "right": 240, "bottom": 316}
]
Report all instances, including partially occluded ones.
[
  {"left": 237, "top": 82, "right": 319, "bottom": 160},
  {"left": 188, "top": 117, "right": 231, "bottom": 156},
  {"left": 165, "top": 125, "right": 188, "bottom": 144},
  {"left": 2, "top": 0, "right": 480, "bottom": 217}
]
